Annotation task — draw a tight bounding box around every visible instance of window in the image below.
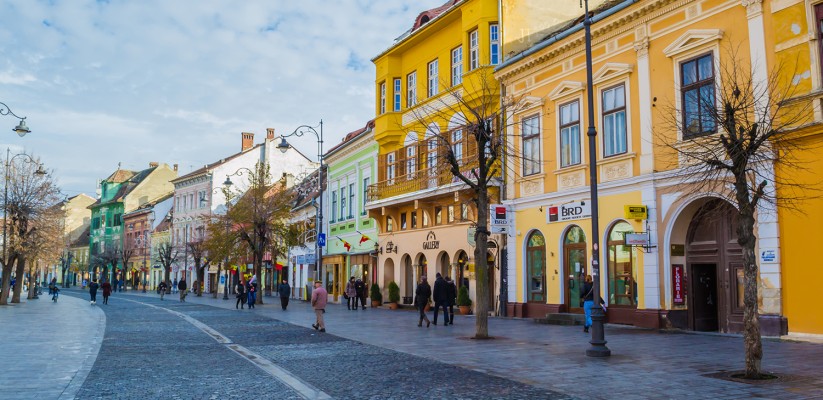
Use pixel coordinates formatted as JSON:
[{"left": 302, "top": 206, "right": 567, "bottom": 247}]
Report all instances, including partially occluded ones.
[
  {"left": 348, "top": 183, "right": 355, "bottom": 218},
  {"left": 393, "top": 78, "right": 402, "bottom": 112},
  {"left": 175, "top": 196, "right": 180, "bottom": 212},
  {"left": 527, "top": 231, "right": 546, "bottom": 302},
  {"left": 387, "top": 153, "right": 396, "bottom": 184},
  {"left": 386, "top": 216, "right": 393, "bottom": 232},
  {"left": 340, "top": 186, "right": 346, "bottom": 220},
  {"left": 114, "top": 213, "right": 122, "bottom": 226},
  {"left": 362, "top": 177, "right": 369, "bottom": 213},
  {"left": 469, "top": 29, "right": 479, "bottom": 70},
  {"left": 522, "top": 115, "right": 541, "bottom": 175},
  {"left": 602, "top": 84, "right": 627, "bottom": 156},
  {"left": 423, "top": 211, "right": 429, "bottom": 227},
  {"left": 401, "top": 212, "right": 407, "bottom": 230},
  {"left": 181, "top": 195, "right": 187, "bottom": 211},
  {"left": 460, "top": 204, "right": 468, "bottom": 220},
  {"left": 331, "top": 191, "right": 337, "bottom": 221},
  {"left": 559, "top": 100, "right": 581, "bottom": 167},
  {"left": 411, "top": 211, "right": 417, "bottom": 228},
  {"left": 427, "top": 139, "right": 438, "bottom": 172},
  {"left": 607, "top": 222, "right": 637, "bottom": 307},
  {"left": 379, "top": 82, "right": 386, "bottom": 114},
  {"left": 681, "top": 53, "right": 716, "bottom": 137},
  {"left": 199, "top": 190, "right": 207, "bottom": 208},
  {"left": 405, "top": 145, "right": 416, "bottom": 179},
  {"left": 435, "top": 207, "right": 442, "bottom": 225},
  {"left": 406, "top": 71, "right": 417, "bottom": 108},
  {"left": 92, "top": 217, "right": 100, "bottom": 229},
  {"left": 188, "top": 194, "right": 194, "bottom": 210},
  {"left": 451, "top": 47, "right": 463, "bottom": 86},
  {"left": 489, "top": 24, "right": 499, "bottom": 65},
  {"left": 447, "top": 205, "right": 455, "bottom": 223},
  {"left": 817, "top": 4, "right": 823, "bottom": 82},
  {"left": 427, "top": 59, "right": 438, "bottom": 98},
  {"left": 451, "top": 129, "right": 463, "bottom": 164}
]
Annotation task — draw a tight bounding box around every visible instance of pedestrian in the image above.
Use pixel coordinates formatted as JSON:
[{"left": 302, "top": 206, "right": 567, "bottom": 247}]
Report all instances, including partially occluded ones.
[
  {"left": 247, "top": 276, "right": 257, "bottom": 309},
  {"left": 278, "top": 279, "right": 291, "bottom": 311},
  {"left": 89, "top": 279, "right": 99, "bottom": 305},
  {"left": 344, "top": 277, "right": 355, "bottom": 310},
  {"left": 82, "top": 279, "right": 87, "bottom": 289},
  {"left": 355, "top": 278, "right": 366, "bottom": 310},
  {"left": 101, "top": 279, "right": 112, "bottom": 305},
  {"left": 235, "top": 279, "right": 246, "bottom": 309},
  {"left": 432, "top": 273, "right": 450, "bottom": 325},
  {"left": 178, "top": 277, "right": 188, "bottom": 302},
  {"left": 172, "top": 278, "right": 178, "bottom": 294},
  {"left": 192, "top": 280, "right": 198, "bottom": 296},
  {"left": 445, "top": 276, "right": 456, "bottom": 325},
  {"left": 311, "top": 280, "right": 327, "bottom": 332},
  {"left": 48, "top": 278, "right": 57, "bottom": 296},
  {"left": 581, "top": 275, "right": 594, "bottom": 333},
  {"left": 158, "top": 281, "right": 168, "bottom": 300},
  {"left": 415, "top": 275, "right": 432, "bottom": 328},
  {"left": 51, "top": 283, "right": 60, "bottom": 302}
]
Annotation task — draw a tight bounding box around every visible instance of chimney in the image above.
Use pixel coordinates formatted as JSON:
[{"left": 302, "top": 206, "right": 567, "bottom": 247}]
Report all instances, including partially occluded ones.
[
  {"left": 241, "top": 132, "right": 255, "bottom": 151},
  {"left": 173, "top": 164, "right": 178, "bottom": 172},
  {"left": 149, "top": 162, "right": 159, "bottom": 168},
  {"left": 266, "top": 128, "right": 275, "bottom": 141}
]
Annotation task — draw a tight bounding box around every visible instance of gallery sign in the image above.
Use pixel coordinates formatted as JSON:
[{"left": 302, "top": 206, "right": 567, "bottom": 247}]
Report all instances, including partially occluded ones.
[
  {"left": 546, "top": 201, "right": 591, "bottom": 223},
  {"left": 423, "top": 231, "right": 440, "bottom": 250}
]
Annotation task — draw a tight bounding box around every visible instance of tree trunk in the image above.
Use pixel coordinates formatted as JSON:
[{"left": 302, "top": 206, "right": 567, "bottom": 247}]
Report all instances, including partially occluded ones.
[
  {"left": 196, "top": 264, "right": 205, "bottom": 297},
  {"left": 26, "top": 264, "right": 36, "bottom": 300},
  {"left": 11, "top": 256, "right": 25, "bottom": 303},
  {"left": 255, "top": 256, "right": 263, "bottom": 305},
  {"left": 213, "top": 263, "right": 222, "bottom": 299},
  {"left": 474, "top": 189, "right": 490, "bottom": 339},
  {"left": 0, "top": 256, "right": 15, "bottom": 305},
  {"left": 739, "top": 208, "right": 763, "bottom": 378},
  {"left": 164, "top": 266, "right": 171, "bottom": 293}
]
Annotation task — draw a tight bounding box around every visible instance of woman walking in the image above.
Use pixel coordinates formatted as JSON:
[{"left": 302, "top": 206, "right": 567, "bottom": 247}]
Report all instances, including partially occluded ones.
[
  {"left": 89, "top": 279, "right": 99, "bottom": 305},
  {"left": 235, "top": 279, "right": 247, "bottom": 309},
  {"left": 247, "top": 276, "right": 257, "bottom": 309},
  {"left": 101, "top": 279, "right": 112, "bottom": 305},
  {"left": 415, "top": 275, "right": 432, "bottom": 328},
  {"left": 345, "top": 277, "right": 356, "bottom": 310}
]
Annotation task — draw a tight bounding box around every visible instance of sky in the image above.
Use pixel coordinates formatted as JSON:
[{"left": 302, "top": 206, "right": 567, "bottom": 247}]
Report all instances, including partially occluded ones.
[{"left": 0, "top": 0, "right": 444, "bottom": 197}]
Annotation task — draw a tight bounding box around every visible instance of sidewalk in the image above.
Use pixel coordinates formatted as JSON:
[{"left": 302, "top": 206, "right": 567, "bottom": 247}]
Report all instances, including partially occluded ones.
[
  {"left": 126, "top": 290, "right": 823, "bottom": 399},
  {"left": 0, "top": 292, "right": 105, "bottom": 400}
]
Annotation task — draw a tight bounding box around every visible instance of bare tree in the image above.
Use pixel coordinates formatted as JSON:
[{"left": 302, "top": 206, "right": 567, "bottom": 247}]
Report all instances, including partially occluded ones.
[
  {"left": 658, "top": 48, "right": 816, "bottom": 378},
  {"left": 91, "top": 244, "right": 119, "bottom": 285},
  {"left": 154, "top": 240, "right": 179, "bottom": 294},
  {"left": 188, "top": 226, "right": 212, "bottom": 296}
]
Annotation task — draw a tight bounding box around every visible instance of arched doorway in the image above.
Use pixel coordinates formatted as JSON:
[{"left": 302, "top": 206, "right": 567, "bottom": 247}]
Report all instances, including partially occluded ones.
[
  {"left": 486, "top": 249, "right": 496, "bottom": 312},
  {"left": 402, "top": 254, "right": 413, "bottom": 303},
  {"left": 454, "top": 250, "right": 469, "bottom": 289},
  {"left": 564, "top": 225, "right": 587, "bottom": 313},
  {"left": 606, "top": 221, "right": 637, "bottom": 307},
  {"left": 383, "top": 258, "right": 395, "bottom": 294},
  {"left": 415, "top": 253, "right": 428, "bottom": 283},
  {"left": 526, "top": 231, "right": 546, "bottom": 303},
  {"left": 437, "top": 251, "right": 450, "bottom": 279},
  {"left": 687, "top": 199, "right": 743, "bottom": 332}
]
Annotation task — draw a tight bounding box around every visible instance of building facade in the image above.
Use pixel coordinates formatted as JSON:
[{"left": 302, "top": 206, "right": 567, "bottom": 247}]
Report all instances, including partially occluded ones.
[
  {"left": 321, "top": 120, "right": 379, "bottom": 303},
  {"left": 288, "top": 169, "right": 322, "bottom": 301},
  {"left": 368, "top": 0, "right": 503, "bottom": 312}
]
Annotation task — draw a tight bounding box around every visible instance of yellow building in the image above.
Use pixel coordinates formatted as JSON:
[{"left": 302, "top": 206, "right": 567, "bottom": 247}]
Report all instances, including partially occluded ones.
[
  {"left": 496, "top": 0, "right": 821, "bottom": 336},
  {"left": 367, "top": 0, "right": 503, "bottom": 311}
]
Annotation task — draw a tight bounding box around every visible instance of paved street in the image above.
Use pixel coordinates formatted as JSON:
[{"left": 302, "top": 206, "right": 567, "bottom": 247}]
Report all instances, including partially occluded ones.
[{"left": 3, "top": 289, "right": 823, "bottom": 399}]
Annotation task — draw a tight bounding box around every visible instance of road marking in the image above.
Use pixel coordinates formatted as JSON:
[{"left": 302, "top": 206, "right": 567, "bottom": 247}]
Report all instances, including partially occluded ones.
[{"left": 121, "top": 297, "right": 332, "bottom": 400}]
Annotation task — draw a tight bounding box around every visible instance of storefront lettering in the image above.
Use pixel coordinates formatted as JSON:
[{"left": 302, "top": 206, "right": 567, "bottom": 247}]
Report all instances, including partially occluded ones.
[
  {"left": 423, "top": 231, "right": 440, "bottom": 250},
  {"left": 672, "top": 264, "right": 685, "bottom": 305}
]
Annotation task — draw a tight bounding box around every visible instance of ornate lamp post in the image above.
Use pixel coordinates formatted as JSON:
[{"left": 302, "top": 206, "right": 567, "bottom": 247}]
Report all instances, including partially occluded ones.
[
  {"left": 0, "top": 101, "right": 31, "bottom": 137},
  {"left": 276, "top": 121, "right": 323, "bottom": 281},
  {"left": 582, "top": 0, "right": 611, "bottom": 357}
]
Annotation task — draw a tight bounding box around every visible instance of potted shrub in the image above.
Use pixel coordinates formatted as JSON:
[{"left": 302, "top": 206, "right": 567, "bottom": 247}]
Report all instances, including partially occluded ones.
[
  {"left": 370, "top": 283, "right": 382, "bottom": 307},
  {"left": 457, "top": 286, "right": 472, "bottom": 315},
  {"left": 387, "top": 281, "right": 400, "bottom": 310}
]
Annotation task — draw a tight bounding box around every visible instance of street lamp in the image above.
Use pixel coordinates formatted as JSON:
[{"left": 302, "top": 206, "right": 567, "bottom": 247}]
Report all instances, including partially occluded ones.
[
  {"left": 212, "top": 185, "right": 233, "bottom": 301},
  {"left": 0, "top": 101, "right": 31, "bottom": 137},
  {"left": 582, "top": 0, "right": 611, "bottom": 357},
  {"left": 276, "top": 121, "right": 323, "bottom": 281},
  {"left": 3, "top": 149, "right": 46, "bottom": 263}
]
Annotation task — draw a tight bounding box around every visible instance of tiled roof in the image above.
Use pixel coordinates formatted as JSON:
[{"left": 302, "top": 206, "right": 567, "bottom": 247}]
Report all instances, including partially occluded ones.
[
  {"left": 324, "top": 119, "right": 375, "bottom": 156},
  {"left": 411, "top": 0, "right": 460, "bottom": 32},
  {"left": 106, "top": 169, "right": 137, "bottom": 183},
  {"left": 70, "top": 226, "right": 91, "bottom": 247},
  {"left": 90, "top": 166, "right": 158, "bottom": 208}
]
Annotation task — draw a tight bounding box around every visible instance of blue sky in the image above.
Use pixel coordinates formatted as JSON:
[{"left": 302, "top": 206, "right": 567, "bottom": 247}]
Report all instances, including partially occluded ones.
[{"left": 0, "top": 0, "right": 442, "bottom": 196}]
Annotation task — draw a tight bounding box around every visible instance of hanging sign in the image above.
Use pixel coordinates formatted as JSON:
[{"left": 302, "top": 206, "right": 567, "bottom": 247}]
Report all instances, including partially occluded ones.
[{"left": 672, "top": 264, "right": 685, "bottom": 305}]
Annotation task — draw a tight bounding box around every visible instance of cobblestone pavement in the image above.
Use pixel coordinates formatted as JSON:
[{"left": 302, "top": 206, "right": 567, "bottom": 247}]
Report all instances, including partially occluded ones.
[{"left": 61, "top": 290, "right": 572, "bottom": 399}]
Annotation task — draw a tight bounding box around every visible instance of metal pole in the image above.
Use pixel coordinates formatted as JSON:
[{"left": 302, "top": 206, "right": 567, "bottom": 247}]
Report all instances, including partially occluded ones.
[
  {"left": 3, "top": 148, "right": 8, "bottom": 266},
  {"left": 315, "top": 120, "right": 324, "bottom": 282},
  {"left": 583, "top": 0, "right": 610, "bottom": 357}
]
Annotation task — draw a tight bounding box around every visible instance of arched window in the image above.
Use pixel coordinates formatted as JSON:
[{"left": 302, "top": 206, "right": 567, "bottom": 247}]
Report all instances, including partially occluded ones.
[
  {"left": 526, "top": 231, "right": 546, "bottom": 302},
  {"left": 607, "top": 221, "right": 637, "bottom": 307}
]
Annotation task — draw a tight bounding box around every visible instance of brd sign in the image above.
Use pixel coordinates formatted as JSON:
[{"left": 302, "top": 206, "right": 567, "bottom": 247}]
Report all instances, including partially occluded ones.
[{"left": 546, "top": 201, "right": 591, "bottom": 223}]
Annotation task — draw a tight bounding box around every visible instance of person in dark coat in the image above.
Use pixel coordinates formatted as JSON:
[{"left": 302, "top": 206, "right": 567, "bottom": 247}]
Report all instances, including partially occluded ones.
[
  {"left": 246, "top": 277, "right": 257, "bottom": 309},
  {"left": 354, "top": 278, "right": 366, "bottom": 310},
  {"left": 414, "top": 275, "right": 432, "bottom": 328},
  {"left": 178, "top": 278, "right": 187, "bottom": 302},
  {"left": 89, "top": 279, "right": 99, "bottom": 305},
  {"left": 581, "top": 275, "right": 594, "bottom": 333},
  {"left": 445, "top": 276, "right": 457, "bottom": 325},
  {"left": 101, "top": 280, "right": 112, "bottom": 305},
  {"left": 278, "top": 279, "right": 291, "bottom": 310},
  {"left": 432, "top": 273, "right": 449, "bottom": 325},
  {"left": 235, "top": 279, "right": 247, "bottom": 309},
  {"left": 158, "top": 281, "right": 168, "bottom": 300}
]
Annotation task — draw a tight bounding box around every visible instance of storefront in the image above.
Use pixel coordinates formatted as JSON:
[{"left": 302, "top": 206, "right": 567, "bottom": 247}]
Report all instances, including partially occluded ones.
[{"left": 321, "top": 254, "right": 346, "bottom": 303}]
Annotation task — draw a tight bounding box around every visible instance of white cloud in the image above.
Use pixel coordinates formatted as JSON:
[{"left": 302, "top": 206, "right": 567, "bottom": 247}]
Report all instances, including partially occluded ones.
[{"left": 0, "top": 0, "right": 443, "bottom": 196}]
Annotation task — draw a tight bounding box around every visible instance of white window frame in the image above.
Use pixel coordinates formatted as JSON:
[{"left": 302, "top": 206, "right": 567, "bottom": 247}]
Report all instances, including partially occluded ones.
[
  {"left": 671, "top": 47, "right": 721, "bottom": 141},
  {"left": 407, "top": 71, "right": 417, "bottom": 108},
  {"left": 490, "top": 24, "right": 499, "bottom": 65},
  {"left": 379, "top": 82, "right": 386, "bottom": 114},
  {"left": 348, "top": 182, "right": 355, "bottom": 219},
  {"left": 521, "top": 114, "right": 541, "bottom": 176},
  {"left": 393, "top": 78, "right": 402, "bottom": 112},
  {"left": 451, "top": 46, "right": 463, "bottom": 86},
  {"left": 558, "top": 99, "right": 582, "bottom": 168},
  {"left": 340, "top": 185, "right": 346, "bottom": 221},
  {"left": 469, "top": 29, "right": 479, "bottom": 70},
  {"left": 427, "top": 59, "right": 439, "bottom": 98},
  {"left": 600, "top": 83, "right": 629, "bottom": 158},
  {"left": 387, "top": 153, "right": 396, "bottom": 184},
  {"left": 405, "top": 145, "right": 416, "bottom": 180},
  {"left": 451, "top": 129, "right": 463, "bottom": 165}
]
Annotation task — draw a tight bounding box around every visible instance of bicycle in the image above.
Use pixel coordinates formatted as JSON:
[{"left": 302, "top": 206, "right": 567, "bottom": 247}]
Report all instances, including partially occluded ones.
[{"left": 52, "top": 289, "right": 59, "bottom": 302}]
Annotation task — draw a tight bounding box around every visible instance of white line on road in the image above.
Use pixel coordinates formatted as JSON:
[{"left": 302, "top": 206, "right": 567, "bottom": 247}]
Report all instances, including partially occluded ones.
[{"left": 120, "top": 297, "right": 332, "bottom": 400}]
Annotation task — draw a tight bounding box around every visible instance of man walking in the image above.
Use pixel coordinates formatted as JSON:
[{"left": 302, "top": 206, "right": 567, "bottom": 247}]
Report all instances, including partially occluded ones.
[
  {"left": 178, "top": 277, "right": 187, "bottom": 302},
  {"left": 89, "top": 279, "right": 99, "bottom": 305},
  {"left": 415, "top": 276, "right": 432, "bottom": 328},
  {"left": 355, "top": 278, "right": 366, "bottom": 310},
  {"left": 432, "top": 273, "right": 449, "bottom": 326},
  {"left": 158, "top": 281, "right": 168, "bottom": 300},
  {"left": 311, "top": 280, "right": 327, "bottom": 332},
  {"left": 446, "top": 276, "right": 457, "bottom": 325},
  {"left": 278, "top": 279, "right": 291, "bottom": 311}
]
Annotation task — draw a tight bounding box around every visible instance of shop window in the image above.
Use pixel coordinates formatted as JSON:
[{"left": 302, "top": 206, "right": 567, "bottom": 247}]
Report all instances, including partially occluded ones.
[
  {"left": 680, "top": 53, "right": 716, "bottom": 138},
  {"left": 607, "top": 221, "right": 637, "bottom": 307},
  {"left": 527, "top": 231, "right": 546, "bottom": 302},
  {"left": 602, "top": 84, "right": 627, "bottom": 157}
]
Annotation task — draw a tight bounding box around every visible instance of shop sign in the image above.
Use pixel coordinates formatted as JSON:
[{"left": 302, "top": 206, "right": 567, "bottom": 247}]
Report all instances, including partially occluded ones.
[
  {"left": 670, "top": 244, "right": 685, "bottom": 257},
  {"left": 624, "top": 233, "right": 648, "bottom": 246},
  {"left": 672, "top": 264, "right": 685, "bottom": 305},
  {"left": 624, "top": 205, "right": 648, "bottom": 220},
  {"left": 760, "top": 248, "right": 778, "bottom": 264},
  {"left": 490, "top": 204, "right": 513, "bottom": 234},
  {"left": 546, "top": 201, "right": 591, "bottom": 223},
  {"left": 467, "top": 227, "right": 476, "bottom": 246},
  {"left": 423, "top": 231, "right": 440, "bottom": 250}
]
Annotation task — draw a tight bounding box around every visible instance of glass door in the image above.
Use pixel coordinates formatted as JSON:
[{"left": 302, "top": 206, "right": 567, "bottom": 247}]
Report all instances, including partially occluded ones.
[{"left": 565, "top": 247, "right": 587, "bottom": 313}]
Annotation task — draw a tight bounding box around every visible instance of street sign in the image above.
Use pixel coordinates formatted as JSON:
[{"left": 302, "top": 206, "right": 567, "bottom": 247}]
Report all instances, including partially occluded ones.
[
  {"left": 318, "top": 233, "right": 326, "bottom": 247},
  {"left": 220, "top": 275, "right": 225, "bottom": 284},
  {"left": 490, "top": 226, "right": 509, "bottom": 234},
  {"left": 490, "top": 204, "right": 513, "bottom": 227}
]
